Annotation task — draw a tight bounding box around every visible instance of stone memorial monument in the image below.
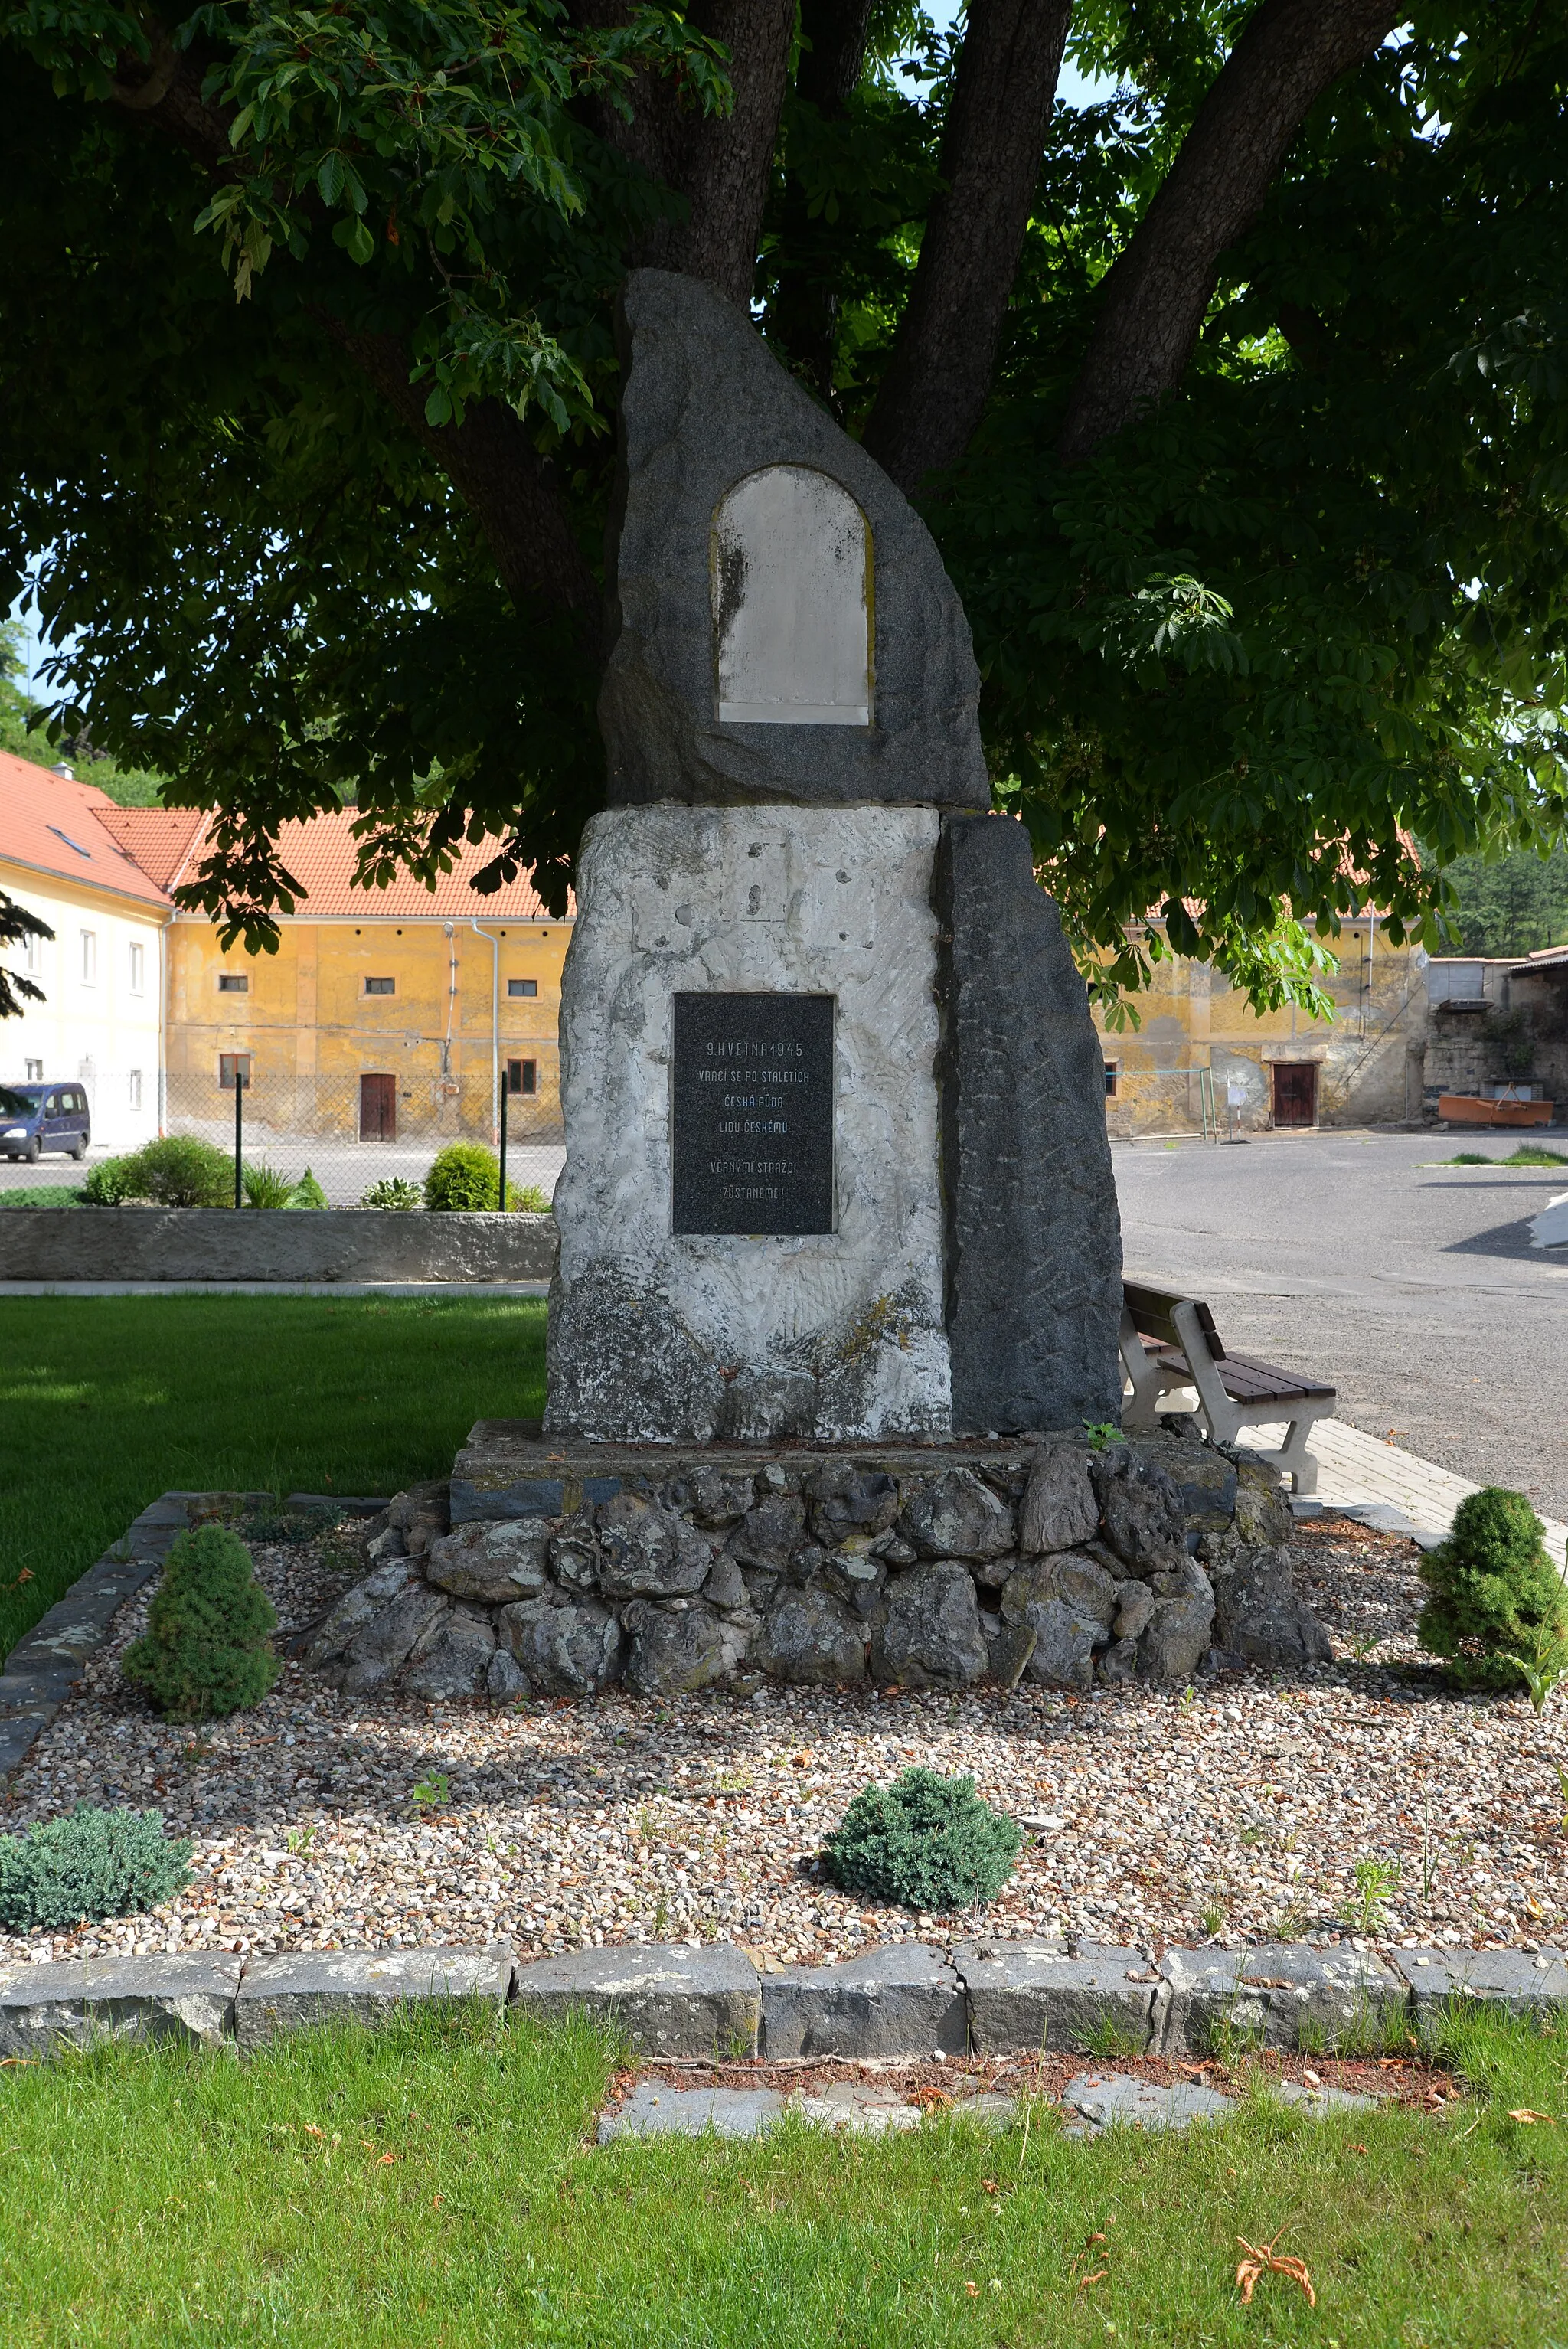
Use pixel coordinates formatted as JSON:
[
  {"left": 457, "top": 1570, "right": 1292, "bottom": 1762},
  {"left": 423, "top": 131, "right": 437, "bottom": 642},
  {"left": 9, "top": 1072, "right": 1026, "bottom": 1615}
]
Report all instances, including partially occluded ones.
[{"left": 547, "top": 270, "right": 1122, "bottom": 1446}]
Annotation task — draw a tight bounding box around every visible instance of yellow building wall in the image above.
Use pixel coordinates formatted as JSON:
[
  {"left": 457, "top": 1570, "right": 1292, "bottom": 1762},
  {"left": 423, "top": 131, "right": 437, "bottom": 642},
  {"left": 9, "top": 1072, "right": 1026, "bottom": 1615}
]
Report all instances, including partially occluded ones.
[
  {"left": 1096, "top": 920, "right": 1422, "bottom": 1135},
  {"left": 165, "top": 913, "right": 570, "bottom": 1144}
]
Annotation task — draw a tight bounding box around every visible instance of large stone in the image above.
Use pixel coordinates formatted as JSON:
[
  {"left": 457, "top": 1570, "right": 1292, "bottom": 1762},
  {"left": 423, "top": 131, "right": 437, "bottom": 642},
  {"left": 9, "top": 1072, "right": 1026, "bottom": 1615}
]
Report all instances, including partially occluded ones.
[
  {"left": 598, "top": 269, "right": 987, "bottom": 815},
  {"left": 821, "top": 1544, "right": 887, "bottom": 1617},
  {"left": 805, "top": 1464, "right": 900, "bottom": 1544},
  {"left": 871, "top": 1560, "right": 988, "bottom": 1687},
  {"left": 0, "top": 1955, "right": 240, "bottom": 2057},
  {"left": 622, "top": 1597, "right": 750, "bottom": 1694},
  {"left": 1210, "top": 1546, "right": 1333, "bottom": 1668},
  {"left": 956, "top": 1941, "right": 1168, "bottom": 2057},
  {"left": 301, "top": 1559, "right": 419, "bottom": 1669},
  {"left": 596, "top": 1491, "right": 714, "bottom": 1599},
  {"left": 763, "top": 1944, "right": 967, "bottom": 2058},
  {"left": 404, "top": 1602, "right": 496, "bottom": 1701},
  {"left": 1111, "top": 1580, "right": 1156, "bottom": 1640},
  {"left": 728, "top": 1493, "right": 808, "bottom": 1575},
  {"left": 899, "top": 1468, "right": 1014, "bottom": 1562},
  {"left": 751, "top": 1585, "right": 867, "bottom": 1684},
  {"left": 1063, "top": 2072, "right": 1235, "bottom": 2132},
  {"left": 499, "top": 1596, "right": 623, "bottom": 1696},
  {"left": 1018, "top": 1443, "right": 1100, "bottom": 1555},
  {"left": 1092, "top": 1449, "right": 1189, "bottom": 1573},
  {"left": 679, "top": 1469, "right": 757, "bottom": 1529},
  {"left": 599, "top": 2083, "right": 786, "bottom": 2142},
  {"left": 424, "top": 1518, "right": 551, "bottom": 1605},
  {"left": 338, "top": 1585, "right": 450, "bottom": 1697},
  {"left": 546, "top": 804, "right": 952, "bottom": 1444},
  {"left": 1159, "top": 1944, "right": 1406, "bottom": 2054},
  {"left": 236, "top": 1949, "right": 511, "bottom": 2048},
  {"left": 1001, "top": 1556, "right": 1118, "bottom": 1688},
  {"left": 511, "top": 1942, "right": 761, "bottom": 2058},
  {"left": 1230, "top": 1460, "right": 1295, "bottom": 1548},
  {"left": 549, "top": 1511, "right": 601, "bottom": 1593},
  {"left": 1136, "top": 1594, "right": 1215, "bottom": 1681},
  {"left": 936, "top": 812, "right": 1123, "bottom": 1435},
  {"left": 1393, "top": 1946, "right": 1568, "bottom": 2033}
]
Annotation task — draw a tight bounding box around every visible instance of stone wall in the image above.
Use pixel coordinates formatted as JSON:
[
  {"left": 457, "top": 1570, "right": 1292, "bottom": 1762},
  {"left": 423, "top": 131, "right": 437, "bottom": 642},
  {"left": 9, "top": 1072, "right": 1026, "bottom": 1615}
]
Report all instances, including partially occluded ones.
[
  {"left": 0, "top": 1207, "right": 557, "bottom": 1285},
  {"left": 301, "top": 1429, "right": 1328, "bottom": 1704}
]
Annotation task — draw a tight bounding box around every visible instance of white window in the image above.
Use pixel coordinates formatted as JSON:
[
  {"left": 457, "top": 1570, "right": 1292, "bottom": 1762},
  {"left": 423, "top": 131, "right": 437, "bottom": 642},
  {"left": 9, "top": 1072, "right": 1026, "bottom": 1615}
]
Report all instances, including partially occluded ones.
[
  {"left": 80, "top": 929, "right": 96, "bottom": 985},
  {"left": 24, "top": 1058, "right": 42, "bottom": 1081},
  {"left": 128, "top": 1070, "right": 143, "bottom": 1111},
  {"left": 129, "top": 941, "right": 145, "bottom": 995},
  {"left": 24, "top": 930, "right": 42, "bottom": 974}
]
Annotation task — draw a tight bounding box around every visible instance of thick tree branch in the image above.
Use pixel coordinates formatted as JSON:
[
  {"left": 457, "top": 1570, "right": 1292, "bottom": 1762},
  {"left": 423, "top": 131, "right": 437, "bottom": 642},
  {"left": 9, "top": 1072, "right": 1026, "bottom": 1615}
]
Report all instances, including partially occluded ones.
[
  {"left": 862, "top": 0, "right": 1072, "bottom": 493},
  {"left": 773, "top": 0, "right": 875, "bottom": 400},
  {"left": 676, "top": 0, "right": 798, "bottom": 305},
  {"left": 797, "top": 0, "right": 874, "bottom": 112},
  {"left": 1057, "top": 0, "right": 1398, "bottom": 465}
]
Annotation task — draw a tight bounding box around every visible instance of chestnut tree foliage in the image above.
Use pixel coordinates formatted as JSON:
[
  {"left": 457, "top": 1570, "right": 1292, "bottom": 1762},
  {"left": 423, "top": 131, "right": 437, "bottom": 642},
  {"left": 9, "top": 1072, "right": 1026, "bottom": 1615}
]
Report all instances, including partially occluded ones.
[{"left": 1, "top": 1, "right": 1566, "bottom": 1011}]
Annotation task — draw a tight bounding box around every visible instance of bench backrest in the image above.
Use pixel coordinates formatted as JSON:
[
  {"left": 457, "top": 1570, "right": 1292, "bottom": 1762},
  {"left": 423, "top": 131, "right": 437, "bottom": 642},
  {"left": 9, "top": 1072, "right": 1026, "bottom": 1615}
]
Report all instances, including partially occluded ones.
[{"left": 1123, "top": 1280, "right": 1226, "bottom": 1363}]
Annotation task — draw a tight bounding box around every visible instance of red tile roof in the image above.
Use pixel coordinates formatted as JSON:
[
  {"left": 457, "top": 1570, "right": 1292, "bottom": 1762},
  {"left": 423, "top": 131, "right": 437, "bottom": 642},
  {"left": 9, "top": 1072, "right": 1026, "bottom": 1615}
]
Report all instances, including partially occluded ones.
[
  {"left": 0, "top": 752, "right": 175, "bottom": 909},
  {"left": 92, "top": 805, "right": 208, "bottom": 892}
]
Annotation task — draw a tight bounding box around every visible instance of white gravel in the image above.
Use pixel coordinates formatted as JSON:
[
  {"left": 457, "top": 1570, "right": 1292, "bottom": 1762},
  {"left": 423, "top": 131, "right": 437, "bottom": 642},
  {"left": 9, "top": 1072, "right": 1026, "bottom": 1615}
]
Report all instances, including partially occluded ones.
[{"left": 2, "top": 1514, "right": 1564, "bottom": 1968}]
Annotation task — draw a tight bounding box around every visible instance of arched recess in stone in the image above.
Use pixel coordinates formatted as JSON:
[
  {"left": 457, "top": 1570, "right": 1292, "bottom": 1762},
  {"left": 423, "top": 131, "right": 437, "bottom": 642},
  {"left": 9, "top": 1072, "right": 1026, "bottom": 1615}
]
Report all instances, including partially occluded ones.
[{"left": 711, "top": 465, "right": 873, "bottom": 726}]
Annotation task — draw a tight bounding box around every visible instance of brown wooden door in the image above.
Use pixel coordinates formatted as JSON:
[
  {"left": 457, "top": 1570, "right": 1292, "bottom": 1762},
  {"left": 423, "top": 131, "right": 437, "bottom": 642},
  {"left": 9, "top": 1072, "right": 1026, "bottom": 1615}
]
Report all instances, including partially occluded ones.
[
  {"left": 359, "top": 1073, "right": 396, "bottom": 1140},
  {"left": 1271, "top": 1063, "right": 1318, "bottom": 1127}
]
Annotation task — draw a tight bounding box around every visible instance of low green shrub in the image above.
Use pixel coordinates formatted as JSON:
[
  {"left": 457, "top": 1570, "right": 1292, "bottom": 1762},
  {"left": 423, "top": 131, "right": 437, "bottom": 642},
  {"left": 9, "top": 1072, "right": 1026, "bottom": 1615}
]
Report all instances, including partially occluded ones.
[
  {"left": 1418, "top": 1486, "right": 1568, "bottom": 1693},
  {"left": 821, "top": 1766, "right": 1021, "bottom": 1910},
  {"left": 0, "top": 1804, "right": 191, "bottom": 1932},
  {"left": 512, "top": 1182, "right": 552, "bottom": 1214},
  {"left": 80, "top": 1155, "right": 140, "bottom": 1205},
  {"left": 0, "top": 1185, "right": 82, "bottom": 1209},
  {"left": 360, "top": 1177, "right": 423, "bottom": 1211},
  {"left": 286, "top": 1167, "right": 328, "bottom": 1209},
  {"left": 241, "top": 1161, "right": 295, "bottom": 1209},
  {"left": 124, "top": 1135, "right": 234, "bottom": 1208},
  {"left": 122, "top": 1522, "right": 279, "bottom": 1720},
  {"left": 424, "top": 1143, "right": 508, "bottom": 1212}
]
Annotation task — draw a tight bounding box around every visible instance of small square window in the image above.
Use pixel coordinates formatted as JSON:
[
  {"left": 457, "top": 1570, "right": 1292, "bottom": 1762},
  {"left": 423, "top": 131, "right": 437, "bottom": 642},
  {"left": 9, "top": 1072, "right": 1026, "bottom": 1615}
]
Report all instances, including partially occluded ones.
[
  {"left": 1103, "top": 1063, "right": 1119, "bottom": 1098},
  {"left": 218, "top": 972, "right": 249, "bottom": 994},
  {"left": 80, "top": 929, "right": 96, "bottom": 984},
  {"left": 364, "top": 976, "right": 396, "bottom": 995},
  {"left": 507, "top": 977, "right": 537, "bottom": 998},
  {"left": 24, "top": 1059, "right": 42, "bottom": 1081},
  {"left": 507, "top": 1057, "right": 537, "bottom": 1096},
  {"left": 219, "top": 1053, "right": 252, "bottom": 1090},
  {"left": 128, "top": 1070, "right": 143, "bottom": 1110},
  {"left": 129, "top": 941, "right": 145, "bottom": 994}
]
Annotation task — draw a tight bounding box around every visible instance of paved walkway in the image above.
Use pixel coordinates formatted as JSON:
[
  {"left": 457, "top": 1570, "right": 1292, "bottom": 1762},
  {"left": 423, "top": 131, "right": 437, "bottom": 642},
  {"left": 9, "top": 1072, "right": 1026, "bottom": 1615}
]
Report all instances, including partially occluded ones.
[
  {"left": 1238, "top": 1416, "right": 1568, "bottom": 1570},
  {"left": 0, "top": 1280, "right": 550, "bottom": 1299}
]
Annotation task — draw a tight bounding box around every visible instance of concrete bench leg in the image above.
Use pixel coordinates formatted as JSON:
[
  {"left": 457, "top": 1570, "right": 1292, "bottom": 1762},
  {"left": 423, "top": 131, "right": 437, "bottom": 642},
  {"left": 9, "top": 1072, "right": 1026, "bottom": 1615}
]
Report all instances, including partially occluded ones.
[
  {"left": 1272, "top": 1416, "right": 1322, "bottom": 1496},
  {"left": 1119, "top": 1308, "right": 1165, "bottom": 1432}
]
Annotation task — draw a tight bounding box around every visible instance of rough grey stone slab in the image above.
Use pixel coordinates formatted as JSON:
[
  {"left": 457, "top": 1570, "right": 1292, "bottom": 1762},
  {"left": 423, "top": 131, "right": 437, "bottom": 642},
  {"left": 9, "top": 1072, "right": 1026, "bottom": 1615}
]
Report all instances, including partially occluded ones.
[
  {"left": 789, "top": 2079, "right": 924, "bottom": 2134},
  {"left": 1159, "top": 1944, "right": 1406, "bottom": 2053},
  {"left": 956, "top": 1941, "right": 1167, "bottom": 2056},
  {"left": 0, "top": 1209, "right": 556, "bottom": 1286},
  {"left": 284, "top": 1494, "right": 392, "bottom": 1515},
  {"left": 235, "top": 1948, "right": 511, "bottom": 2047},
  {"left": 763, "top": 1943, "right": 967, "bottom": 2058},
  {"left": 599, "top": 269, "right": 988, "bottom": 813},
  {"left": 450, "top": 1473, "right": 622, "bottom": 1524},
  {"left": 936, "top": 813, "right": 1123, "bottom": 1434},
  {"left": 0, "top": 1955, "right": 240, "bottom": 2055},
  {"left": 598, "top": 2083, "right": 785, "bottom": 2142},
  {"left": 511, "top": 1943, "right": 761, "bottom": 2058},
  {"left": 1274, "top": 2079, "right": 1382, "bottom": 2115},
  {"left": 0, "top": 1710, "right": 57, "bottom": 1776},
  {"left": 1393, "top": 1946, "right": 1568, "bottom": 2029},
  {"left": 1063, "top": 2072, "right": 1236, "bottom": 2131}
]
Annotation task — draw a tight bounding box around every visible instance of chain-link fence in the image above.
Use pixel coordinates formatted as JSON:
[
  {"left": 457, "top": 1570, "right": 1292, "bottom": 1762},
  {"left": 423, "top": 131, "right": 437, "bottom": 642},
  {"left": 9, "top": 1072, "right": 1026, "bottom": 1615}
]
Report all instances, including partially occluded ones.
[{"left": 0, "top": 1065, "right": 564, "bottom": 1207}]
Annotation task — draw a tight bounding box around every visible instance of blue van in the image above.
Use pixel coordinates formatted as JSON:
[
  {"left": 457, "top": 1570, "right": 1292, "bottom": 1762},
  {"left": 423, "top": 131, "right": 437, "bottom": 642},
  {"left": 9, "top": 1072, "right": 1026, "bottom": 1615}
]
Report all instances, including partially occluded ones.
[{"left": 0, "top": 1082, "right": 92, "bottom": 1162}]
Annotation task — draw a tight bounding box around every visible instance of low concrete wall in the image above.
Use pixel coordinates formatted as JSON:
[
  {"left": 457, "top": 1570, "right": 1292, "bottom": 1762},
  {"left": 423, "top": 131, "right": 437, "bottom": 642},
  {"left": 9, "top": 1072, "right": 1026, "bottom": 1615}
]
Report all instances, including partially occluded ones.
[{"left": 0, "top": 1207, "right": 557, "bottom": 1285}]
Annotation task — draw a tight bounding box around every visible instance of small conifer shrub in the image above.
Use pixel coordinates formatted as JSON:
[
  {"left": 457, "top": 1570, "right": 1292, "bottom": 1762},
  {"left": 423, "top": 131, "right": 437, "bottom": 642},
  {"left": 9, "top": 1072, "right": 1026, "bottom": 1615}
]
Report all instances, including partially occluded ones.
[
  {"left": 423, "top": 1144, "right": 523, "bottom": 1211},
  {"left": 0, "top": 1805, "right": 191, "bottom": 1932},
  {"left": 1418, "top": 1487, "right": 1568, "bottom": 1693},
  {"left": 821, "top": 1767, "right": 1021, "bottom": 1910},
  {"left": 286, "top": 1167, "right": 329, "bottom": 1208},
  {"left": 122, "top": 1523, "right": 279, "bottom": 1720}
]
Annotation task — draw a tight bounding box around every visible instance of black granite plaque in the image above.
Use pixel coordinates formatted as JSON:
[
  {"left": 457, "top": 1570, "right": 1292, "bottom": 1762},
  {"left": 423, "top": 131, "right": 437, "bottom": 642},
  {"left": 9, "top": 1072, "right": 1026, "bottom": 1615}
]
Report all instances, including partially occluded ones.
[{"left": 672, "top": 993, "right": 835, "bottom": 1235}]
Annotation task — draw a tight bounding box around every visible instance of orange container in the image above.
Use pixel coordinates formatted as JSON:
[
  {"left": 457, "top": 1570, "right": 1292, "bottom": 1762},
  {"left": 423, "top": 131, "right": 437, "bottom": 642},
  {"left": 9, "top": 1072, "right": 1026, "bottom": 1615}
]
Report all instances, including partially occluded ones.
[{"left": 1438, "top": 1094, "right": 1555, "bottom": 1127}]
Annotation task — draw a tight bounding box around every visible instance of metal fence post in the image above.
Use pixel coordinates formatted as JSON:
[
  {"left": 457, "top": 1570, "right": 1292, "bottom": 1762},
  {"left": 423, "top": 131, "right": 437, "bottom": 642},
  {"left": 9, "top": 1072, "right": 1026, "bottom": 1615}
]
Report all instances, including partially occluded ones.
[
  {"left": 498, "top": 1068, "right": 508, "bottom": 1212},
  {"left": 234, "top": 1066, "right": 243, "bottom": 1209}
]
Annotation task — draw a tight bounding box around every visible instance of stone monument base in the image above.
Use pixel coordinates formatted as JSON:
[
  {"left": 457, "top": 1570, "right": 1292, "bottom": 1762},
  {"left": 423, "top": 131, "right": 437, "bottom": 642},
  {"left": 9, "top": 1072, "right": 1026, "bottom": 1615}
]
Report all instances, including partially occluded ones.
[{"left": 299, "top": 1422, "right": 1331, "bottom": 1704}]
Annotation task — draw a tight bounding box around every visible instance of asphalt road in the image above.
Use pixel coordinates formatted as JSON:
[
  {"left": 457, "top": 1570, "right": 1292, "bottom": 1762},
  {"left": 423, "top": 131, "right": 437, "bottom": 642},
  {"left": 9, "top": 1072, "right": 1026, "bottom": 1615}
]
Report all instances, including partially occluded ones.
[{"left": 1113, "top": 1131, "right": 1568, "bottom": 1523}]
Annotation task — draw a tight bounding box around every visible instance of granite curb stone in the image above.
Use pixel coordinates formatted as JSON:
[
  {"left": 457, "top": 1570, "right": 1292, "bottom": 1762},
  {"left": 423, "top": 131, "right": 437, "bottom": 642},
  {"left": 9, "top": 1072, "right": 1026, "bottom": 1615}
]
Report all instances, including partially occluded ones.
[
  {"left": 762, "top": 1942, "right": 967, "bottom": 2058},
  {"left": 1158, "top": 1942, "right": 1406, "bottom": 2053},
  {"left": 510, "top": 1942, "right": 762, "bottom": 2058},
  {"left": 599, "top": 2082, "right": 786, "bottom": 2142},
  {"left": 0, "top": 1953, "right": 241, "bottom": 2053},
  {"left": 956, "top": 1939, "right": 1170, "bottom": 2055},
  {"left": 1393, "top": 1946, "right": 1568, "bottom": 2030},
  {"left": 1063, "top": 2071, "right": 1236, "bottom": 2131},
  {"left": 234, "top": 1947, "right": 513, "bottom": 2047}
]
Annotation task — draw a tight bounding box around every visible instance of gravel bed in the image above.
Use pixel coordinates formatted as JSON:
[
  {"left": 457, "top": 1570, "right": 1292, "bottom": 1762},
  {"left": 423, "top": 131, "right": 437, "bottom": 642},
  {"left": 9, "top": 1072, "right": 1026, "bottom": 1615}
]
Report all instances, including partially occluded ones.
[{"left": 2, "top": 1514, "right": 1564, "bottom": 1969}]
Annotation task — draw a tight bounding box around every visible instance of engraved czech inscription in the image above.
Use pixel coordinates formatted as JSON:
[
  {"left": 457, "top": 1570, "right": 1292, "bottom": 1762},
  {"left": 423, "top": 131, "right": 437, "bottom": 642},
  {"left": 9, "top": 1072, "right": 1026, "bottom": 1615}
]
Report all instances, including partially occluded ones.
[{"left": 672, "top": 992, "right": 835, "bottom": 1235}]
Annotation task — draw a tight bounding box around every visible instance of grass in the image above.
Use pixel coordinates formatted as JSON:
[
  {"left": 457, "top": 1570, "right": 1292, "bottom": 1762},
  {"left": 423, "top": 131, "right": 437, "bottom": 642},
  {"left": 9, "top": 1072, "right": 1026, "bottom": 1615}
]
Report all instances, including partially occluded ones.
[
  {"left": 0, "top": 1183, "right": 83, "bottom": 1207},
  {"left": 1443, "top": 1145, "right": 1568, "bottom": 1167},
  {"left": 0, "top": 2007, "right": 1564, "bottom": 2347},
  {"left": 0, "top": 1295, "right": 547, "bottom": 1659}
]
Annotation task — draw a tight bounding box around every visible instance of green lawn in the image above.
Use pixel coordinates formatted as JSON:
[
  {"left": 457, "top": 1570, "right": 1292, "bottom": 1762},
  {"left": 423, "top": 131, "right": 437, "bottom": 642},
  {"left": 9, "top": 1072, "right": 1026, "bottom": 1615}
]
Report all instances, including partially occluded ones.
[
  {"left": 0, "top": 2008, "right": 1563, "bottom": 2347},
  {"left": 0, "top": 1295, "right": 547, "bottom": 1659}
]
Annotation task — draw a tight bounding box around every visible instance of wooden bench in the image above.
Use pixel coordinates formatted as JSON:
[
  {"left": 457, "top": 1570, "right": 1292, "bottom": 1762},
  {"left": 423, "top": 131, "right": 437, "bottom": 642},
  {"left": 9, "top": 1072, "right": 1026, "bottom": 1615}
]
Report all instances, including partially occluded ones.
[{"left": 1119, "top": 1279, "right": 1337, "bottom": 1495}]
